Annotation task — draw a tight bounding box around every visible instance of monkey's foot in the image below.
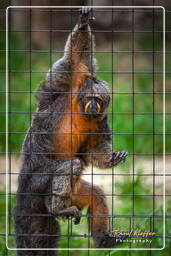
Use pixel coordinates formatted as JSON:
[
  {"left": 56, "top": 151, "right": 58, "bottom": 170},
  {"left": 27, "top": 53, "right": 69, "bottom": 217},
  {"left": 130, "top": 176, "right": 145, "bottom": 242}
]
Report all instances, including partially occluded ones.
[
  {"left": 79, "top": 7, "right": 95, "bottom": 29},
  {"left": 58, "top": 206, "right": 81, "bottom": 225},
  {"left": 109, "top": 151, "right": 128, "bottom": 167},
  {"left": 95, "top": 232, "right": 127, "bottom": 248}
]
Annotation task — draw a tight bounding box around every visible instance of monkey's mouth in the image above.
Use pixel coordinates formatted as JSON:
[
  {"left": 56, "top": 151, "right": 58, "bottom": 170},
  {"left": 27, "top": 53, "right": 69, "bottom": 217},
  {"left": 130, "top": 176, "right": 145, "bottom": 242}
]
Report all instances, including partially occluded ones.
[{"left": 84, "top": 99, "right": 101, "bottom": 115}]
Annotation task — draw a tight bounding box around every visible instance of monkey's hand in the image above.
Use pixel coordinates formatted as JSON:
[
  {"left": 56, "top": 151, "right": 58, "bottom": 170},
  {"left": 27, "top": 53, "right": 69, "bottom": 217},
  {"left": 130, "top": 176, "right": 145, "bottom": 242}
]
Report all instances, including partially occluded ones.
[
  {"left": 108, "top": 151, "right": 128, "bottom": 167},
  {"left": 97, "top": 231, "right": 127, "bottom": 248},
  {"left": 79, "top": 7, "right": 95, "bottom": 29},
  {"left": 57, "top": 206, "right": 82, "bottom": 225}
]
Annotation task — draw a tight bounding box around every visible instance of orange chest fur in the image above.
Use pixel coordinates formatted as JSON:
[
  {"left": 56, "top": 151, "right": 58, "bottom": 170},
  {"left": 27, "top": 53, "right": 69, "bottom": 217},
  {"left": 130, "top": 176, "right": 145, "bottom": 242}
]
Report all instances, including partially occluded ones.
[
  {"left": 53, "top": 64, "right": 97, "bottom": 159},
  {"left": 53, "top": 95, "right": 98, "bottom": 159}
]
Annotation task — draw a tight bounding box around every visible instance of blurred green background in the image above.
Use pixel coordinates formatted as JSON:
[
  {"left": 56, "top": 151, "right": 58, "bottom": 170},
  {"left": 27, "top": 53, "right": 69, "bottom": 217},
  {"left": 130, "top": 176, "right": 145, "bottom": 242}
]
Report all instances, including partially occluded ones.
[{"left": 0, "top": 3, "right": 171, "bottom": 256}]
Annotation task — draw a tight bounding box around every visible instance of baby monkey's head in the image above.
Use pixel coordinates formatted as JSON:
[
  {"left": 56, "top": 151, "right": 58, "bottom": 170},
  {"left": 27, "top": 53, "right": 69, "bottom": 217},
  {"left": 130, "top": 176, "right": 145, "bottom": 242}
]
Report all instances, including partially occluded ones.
[{"left": 78, "top": 76, "right": 111, "bottom": 119}]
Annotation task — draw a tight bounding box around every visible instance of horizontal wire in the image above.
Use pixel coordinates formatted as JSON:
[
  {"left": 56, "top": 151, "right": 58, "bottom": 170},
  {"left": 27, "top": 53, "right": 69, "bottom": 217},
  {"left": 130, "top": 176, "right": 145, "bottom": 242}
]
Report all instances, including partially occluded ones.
[
  {"left": 0, "top": 91, "right": 169, "bottom": 95},
  {"left": 1, "top": 9, "right": 166, "bottom": 13},
  {"left": 0, "top": 132, "right": 167, "bottom": 135},
  {"left": 1, "top": 152, "right": 169, "bottom": 155},
  {"left": 0, "top": 172, "right": 169, "bottom": 176},
  {"left": 2, "top": 192, "right": 170, "bottom": 196},
  {"left": 2, "top": 111, "right": 169, "bottom": 115},
  {"left": 0, "top": 233, "right": 169, "bottom": 239},
  {"left": 0, "top": 49, "right": 168, "bottom": 54},
  {"left": 0, "top": 29, "right": 167, "bottom": 33},
  {"left": 1, "top": 70, "right": 168, "bottom": 74},
  {"left": 0, "top": 213, "right": 169, "bottom": 218}
]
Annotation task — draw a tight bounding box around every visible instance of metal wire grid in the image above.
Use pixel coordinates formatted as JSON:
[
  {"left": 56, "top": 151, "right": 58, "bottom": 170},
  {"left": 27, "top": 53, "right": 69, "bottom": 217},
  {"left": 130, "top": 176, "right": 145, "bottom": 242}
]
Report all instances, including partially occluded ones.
[{"left": 0, "top": 2, "right": 170, "bottom": 254}]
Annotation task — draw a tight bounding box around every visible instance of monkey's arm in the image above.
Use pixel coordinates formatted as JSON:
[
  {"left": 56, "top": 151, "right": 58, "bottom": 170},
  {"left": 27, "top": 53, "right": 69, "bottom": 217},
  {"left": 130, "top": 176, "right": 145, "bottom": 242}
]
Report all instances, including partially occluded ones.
[
  {"left": 85, "top": 141, "right": 127, "bottom": 169},
  {"left": 84, "top": 125, "right": 128, "bottom": 169},
  {"left": 46, "top": 8, "right": 95, "bottom": 88},
  {"left": 64, "top": 7, "right": 95, "bottom": 69}
]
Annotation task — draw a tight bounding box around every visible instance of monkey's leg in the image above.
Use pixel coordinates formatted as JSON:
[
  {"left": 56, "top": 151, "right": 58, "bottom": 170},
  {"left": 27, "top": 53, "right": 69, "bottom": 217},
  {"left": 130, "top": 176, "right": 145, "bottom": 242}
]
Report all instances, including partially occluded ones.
[
  {"left": 15, "top": 210, "right": 59, "bottom": 256},
  {"left": 72, "top": 179, "right": 124, "bottom": 248}
]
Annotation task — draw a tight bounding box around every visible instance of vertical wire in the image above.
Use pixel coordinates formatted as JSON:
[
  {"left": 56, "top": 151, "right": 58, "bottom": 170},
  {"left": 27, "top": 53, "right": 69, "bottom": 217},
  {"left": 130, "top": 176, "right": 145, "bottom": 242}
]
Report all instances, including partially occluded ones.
[
  {"left": 68, "top": 3, "right": 73, "bottom": 253},
  {"left": 87, "top": 4, "right": 91, "bottom": 252},
  {"left": 131, "top": 2, "right": 135, "bottom": 237},
  {"left": 149, "top": 216, "right": 152, "bottom": 254},
  {"left": 152, "top": 0, "right": 155, "bottom": 235},
  {"left": 109, "top": 4, "right": 114, "bottom": 249},
  {"left": 90, "top": 1, "right": 94, "bottom": 250},
  {"left": 129, "top": 216, "right": 132, "bottom": 250},
  {"left": 70, "top": 5, "right": 74, "bottom": 253},
  {"left": 163, "top": 4, "right": 166, "bottom": 249},
  {"left": 5, "top": 0, "right": 10, "bottom": 245},
  {"left": 70, "top": 7, "right": 73, "bottom": 244},
  {"left": 87, "top": 2, "right": 91, "bottom": 251},
  {"left": 49, "top": 3, "right": 53, "bottom": 251},
  {"left": 8, "top": 5, "right": 11, "bottom": 239},
  {"left": 111, "top": 1, "right": 114, "bottom": 234},
  {"left": 86, "top": 3, "right": 93, "bottom": 251},
  {"left": 29, "top": 0, "right": 32, "bottom": 245}
]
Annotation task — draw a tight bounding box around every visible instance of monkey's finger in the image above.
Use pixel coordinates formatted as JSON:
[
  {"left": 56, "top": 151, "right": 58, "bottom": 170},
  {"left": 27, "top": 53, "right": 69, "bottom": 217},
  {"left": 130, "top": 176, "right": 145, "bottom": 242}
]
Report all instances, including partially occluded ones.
[
  {"left": 121, "top": 151, "right": 128, "bottom": 157},
  {"left": 80, "top": 7, "right": 91, "bottom": 15},
  {"left": 73, "top": 216, "right": 81, "bottom": 225},
  {"left": 103, "top": 231, "right": 115, "bottom": 238},
  {"left": 119, "top": 151, "right": 128, "bottom": 163},
  {"left": 68, "top": 206, "right": 81, "bottom": 224},
  {"left": 73, "top": 211, "right": 81, "bottom": 225},
  {"left": 84, "top": 7, "right": 89, "bottom": 14},
  {"left": 114, "top": 151, "right": 128, "bottom": 161},
  {"left": 119, "top": 151, "right": 128, "bottom": 159},
  {"left": 89, "top": 16, "right": 95, "bottom": 21},
  {"left": 79, "top": 7, "right": 88, "bottom": 15},
  {"left": 86, "top": 7, "right": 91, "bottom": 14},
  {"left": 113, "top": 152, "right": 120, "bottom": 159}
]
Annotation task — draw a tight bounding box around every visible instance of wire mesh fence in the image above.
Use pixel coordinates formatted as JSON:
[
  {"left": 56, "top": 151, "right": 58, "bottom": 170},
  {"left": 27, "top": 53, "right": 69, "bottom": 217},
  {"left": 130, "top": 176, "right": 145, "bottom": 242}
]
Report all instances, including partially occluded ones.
[{"left": 0, "top": 1, "right": 171, "bottom": 256}]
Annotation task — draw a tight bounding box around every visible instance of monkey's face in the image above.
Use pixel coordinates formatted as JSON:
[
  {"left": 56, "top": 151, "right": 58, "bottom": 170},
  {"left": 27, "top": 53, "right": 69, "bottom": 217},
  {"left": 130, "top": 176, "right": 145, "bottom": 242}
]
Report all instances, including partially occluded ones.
[
  {"left": 78, "top": 76, "right": 110, "bottom": 119},
  {"left": 83, "top": 97, "right": 103, "bottom": 116}
]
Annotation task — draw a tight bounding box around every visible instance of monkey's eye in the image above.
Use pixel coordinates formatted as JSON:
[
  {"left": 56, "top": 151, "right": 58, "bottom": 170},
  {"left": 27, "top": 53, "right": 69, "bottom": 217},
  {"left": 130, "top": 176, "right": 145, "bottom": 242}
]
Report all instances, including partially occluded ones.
[{"left": 95, "top": 97, "right": 103, "bottom": 105}]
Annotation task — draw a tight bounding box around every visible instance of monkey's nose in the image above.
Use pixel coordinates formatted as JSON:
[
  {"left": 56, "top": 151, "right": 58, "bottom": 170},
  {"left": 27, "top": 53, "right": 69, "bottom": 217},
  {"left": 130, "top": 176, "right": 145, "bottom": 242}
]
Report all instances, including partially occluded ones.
[{"left": 84, "top": 99, "right": 101, "bottom": 114}]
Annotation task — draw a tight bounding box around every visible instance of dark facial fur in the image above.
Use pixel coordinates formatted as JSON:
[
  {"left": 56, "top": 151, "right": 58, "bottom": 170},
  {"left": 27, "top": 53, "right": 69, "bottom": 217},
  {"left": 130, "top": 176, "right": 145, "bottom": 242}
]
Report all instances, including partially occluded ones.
[{"left": 78, "top": 76, "right": 110, "bottom": 119}]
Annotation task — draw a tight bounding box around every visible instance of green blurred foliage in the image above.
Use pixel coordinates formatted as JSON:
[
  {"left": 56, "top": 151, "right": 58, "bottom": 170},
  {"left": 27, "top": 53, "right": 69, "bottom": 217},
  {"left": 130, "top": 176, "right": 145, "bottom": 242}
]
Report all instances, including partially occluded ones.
[
  {"left": 0, "top": 33, "right": 169, "bottom": 153},
  {"left": 0, "top": 176, "right": 170, "bottom": 254},
  {"left": 0, "top": 31, "right": 170, "bottom": 255}
]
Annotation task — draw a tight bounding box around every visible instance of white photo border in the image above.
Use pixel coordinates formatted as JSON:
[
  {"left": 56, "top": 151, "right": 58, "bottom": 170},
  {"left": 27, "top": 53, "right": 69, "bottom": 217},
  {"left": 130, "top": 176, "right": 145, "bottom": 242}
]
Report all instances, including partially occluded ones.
[{"left": 6, "top": 5, "right": 166, "bottom": 251}]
